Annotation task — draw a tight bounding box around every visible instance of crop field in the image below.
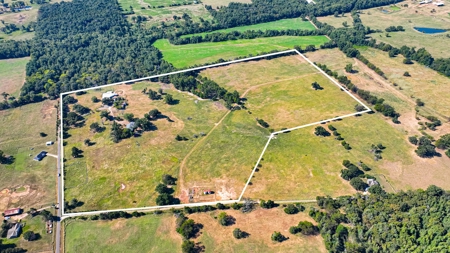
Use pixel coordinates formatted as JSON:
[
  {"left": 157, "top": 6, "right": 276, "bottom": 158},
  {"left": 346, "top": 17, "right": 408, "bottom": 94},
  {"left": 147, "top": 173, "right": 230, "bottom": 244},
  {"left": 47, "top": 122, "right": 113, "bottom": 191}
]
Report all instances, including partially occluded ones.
[
  {"left": 0, "top": 57, "right": 29, "bottom": 97},
  {"left": 3, "top": 215, "right": 53, "bottom": 252},
  {"left": 0, "top": 101, "right": 57, "bottom": 211},
  {"left": 64, "top": 214, "right": 181, "bottom": 253},
  {"left": 153, "top": 36, "right": 329, "bottom": 68},
  {"left": 191, "top": 208, "right": 326, "bottom": 253},
  {"left": 63, "top": 82, "right": 227, "bottom": 211},
  {"left": 358, "top": 3, "right": 450, "bottom": 58},
  {"left": 243, "top": 112, "right": 450, "bottom": 200},
  {"left": 357, "top": 46, "right": 450, "bottom": 119},
  {"left": 182, "top": 18, "right": 316, "bottom": 38}
]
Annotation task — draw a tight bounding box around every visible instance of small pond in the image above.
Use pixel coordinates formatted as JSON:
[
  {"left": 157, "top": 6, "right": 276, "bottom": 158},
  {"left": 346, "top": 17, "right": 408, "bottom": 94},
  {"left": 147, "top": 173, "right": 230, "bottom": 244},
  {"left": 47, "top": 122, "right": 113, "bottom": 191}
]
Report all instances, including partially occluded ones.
[{"left": 414, "top": 27, "right": 447, "bottom": 34}]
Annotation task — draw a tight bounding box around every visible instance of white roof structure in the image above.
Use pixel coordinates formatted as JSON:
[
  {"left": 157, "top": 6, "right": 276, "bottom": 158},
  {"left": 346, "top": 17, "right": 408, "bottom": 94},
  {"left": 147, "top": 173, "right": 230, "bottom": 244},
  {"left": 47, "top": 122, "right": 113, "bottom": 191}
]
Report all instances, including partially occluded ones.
[{"left": 102, "top": 91, "right": 118, "bottom": 99}]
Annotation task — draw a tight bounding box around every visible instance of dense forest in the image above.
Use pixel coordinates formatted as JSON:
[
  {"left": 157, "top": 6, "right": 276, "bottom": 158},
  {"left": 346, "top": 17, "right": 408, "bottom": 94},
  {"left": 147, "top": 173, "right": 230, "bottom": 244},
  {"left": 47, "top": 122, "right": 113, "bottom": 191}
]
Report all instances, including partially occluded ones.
[
  {"left": 21, "top": 0, "right": 172, "bottom": 98},
  {"left": 311, "top": 186, "right": 450, "bottom": 252}
]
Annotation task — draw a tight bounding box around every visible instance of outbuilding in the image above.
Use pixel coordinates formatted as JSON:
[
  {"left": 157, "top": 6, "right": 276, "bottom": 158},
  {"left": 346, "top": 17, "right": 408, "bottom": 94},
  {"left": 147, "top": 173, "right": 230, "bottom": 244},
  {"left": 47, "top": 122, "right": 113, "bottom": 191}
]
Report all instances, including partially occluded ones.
[
  {"left": 3, "top": 208, "right": 23, "bottom": 217},
  {"left": 7, "top": 223, "right": 21, "bottom": 239},
  {"left": 46, "top": 141, "right": 54, "bottom": 146},
  {"left": 34, "top": 151, "right": 47, "bottom": 161},
  {"left": 102, "top": 91, "right": 118, "bottom": 100}
]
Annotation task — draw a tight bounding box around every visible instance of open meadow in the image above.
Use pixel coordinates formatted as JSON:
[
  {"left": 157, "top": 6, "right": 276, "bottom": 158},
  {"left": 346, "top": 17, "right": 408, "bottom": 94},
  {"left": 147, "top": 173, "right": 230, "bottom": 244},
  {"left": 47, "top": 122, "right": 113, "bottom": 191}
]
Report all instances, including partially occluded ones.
[
  {"left": 202, "top": 0, "right": 252, "bottom": 8},
  {"left": 0, "top": 101, "right": 58, "bottom": 211},
  {"left": 63, "top": 82, "right": 228, "bottom": 211},
  {"left": 182, "top": 18, "right": 316, "bottom": 38},
  {"left": 356, "top": 46, "right": 450, "bottom": 120},
  {"left": 64, "top": 207, "right": 326, "bottom": 253},
  {"left": 358, "top": 2, "right": 450, "bottom": 58},
  {"left": 245, "top": 112, "right": 450, "bottom": 200},
  {"left": 153, "top": 36, "right": 329, "bottom": 68},
  {"left": 118, "top": 0, "right": 212, "bottom": 25},
  {"left": 64, "top": 214, "right": 181, "bottom": 253},
  {"left": 0, "top": 57, "right": 29, "bottom": 97},
  {"left": 202, "top": 55, "right": 359, "bottom": 129}
]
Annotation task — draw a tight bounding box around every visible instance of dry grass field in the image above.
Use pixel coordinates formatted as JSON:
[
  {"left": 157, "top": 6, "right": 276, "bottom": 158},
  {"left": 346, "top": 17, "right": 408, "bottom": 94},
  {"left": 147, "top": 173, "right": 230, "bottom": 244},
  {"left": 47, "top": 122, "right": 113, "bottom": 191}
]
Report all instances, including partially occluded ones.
[
  {"left": 191, "top": 207, "right": 326, "bottom": 253},
  {"left": 0, "top": 57, "right": 29, "bottom": 97}
]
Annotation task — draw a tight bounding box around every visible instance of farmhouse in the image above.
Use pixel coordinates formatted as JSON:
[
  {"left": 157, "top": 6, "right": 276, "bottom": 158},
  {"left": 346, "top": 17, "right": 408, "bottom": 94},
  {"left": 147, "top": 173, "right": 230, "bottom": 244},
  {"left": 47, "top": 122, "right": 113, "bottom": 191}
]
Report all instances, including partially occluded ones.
[
  {"left": 102, "top": 91, "right": 118, "bottom": 99},
  {"left": 6, "top": 223, "right": 21, "bottom": 239},
  {"left": 3, "top": 208, "right": 23, "bottom": 217},
  {"left": 34, "top": 151, "right": 47, "bottom": 161}
]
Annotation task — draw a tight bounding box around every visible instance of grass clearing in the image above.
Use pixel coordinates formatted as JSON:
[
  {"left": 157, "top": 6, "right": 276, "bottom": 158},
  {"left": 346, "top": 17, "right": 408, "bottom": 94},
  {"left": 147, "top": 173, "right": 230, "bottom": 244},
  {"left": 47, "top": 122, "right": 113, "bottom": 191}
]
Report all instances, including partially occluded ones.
[
  {"left": 359, "top": 3, "right": 450, "bottom": 58},
  {"left": 202, "top": 0, "right": 252, "bottom": 8},
  {"left": 191, "top": 208, "right": 326, "bottom": 253},
  {"left": 317, "top": 14, "right": 354, "bottom": 28},
  {"left": 64, "top": 214, "right": 181, "bottom": 253},
  {"left": 0, "top": 57, "right": 29, "bottom": 97},
  {"left": 182, "top": 18, "right": 315, "bottom": 38},
  {"left": 0, "top": 100, "right": 57, "bottom": 211},
  {"left": 64, "top": 82, "right": 227, "bottom": 211},
  {"left": 153, "top": 36, "right": 330, "bottom": 68}
]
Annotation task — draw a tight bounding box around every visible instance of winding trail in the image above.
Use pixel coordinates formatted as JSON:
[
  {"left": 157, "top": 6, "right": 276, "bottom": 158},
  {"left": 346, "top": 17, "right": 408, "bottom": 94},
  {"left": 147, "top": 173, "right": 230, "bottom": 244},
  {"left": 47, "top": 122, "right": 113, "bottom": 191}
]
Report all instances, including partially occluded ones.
[{"left": 177, "top": 73, "right": 317, "bottom": 199}]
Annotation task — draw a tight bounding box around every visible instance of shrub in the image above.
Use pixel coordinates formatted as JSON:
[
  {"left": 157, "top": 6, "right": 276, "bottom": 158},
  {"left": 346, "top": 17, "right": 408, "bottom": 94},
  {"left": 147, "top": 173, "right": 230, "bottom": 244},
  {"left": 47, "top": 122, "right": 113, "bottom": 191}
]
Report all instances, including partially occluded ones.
[
  {"left": 416, "top": 99, "right": 424, "bottom": 106},
  {"left": 297, "top": 221, "right": 319, "bottom": 235},
  {"left": 217, "top": 212, "right": 230, "bottom": 226},
  {"left": 176, "top": 219, "right": 196, "bottom": 239},
  {"left": 181, "top": 240, "right": 196, "bottom": 253},
  {"left": 216, "top": 203, "right": 227, "bottom": 210},
  {"left": 446, "top": 150, "right": 450, "bottom": 158},
  {"left": 91, "top": 96, "right": 99, "bottom": 103},
  {"left": 289, "top": 226, "right": 301, "bottom": 234},
  {"left": 260, "top": 200, "right": 277, "bottom": 209},
  {"left": 314, "top": 126, "right": 330, "bottom": 137},
  {"left": 23, "top": 231, "right": 37, "bottom": 241},
  {"left": 408, "top": 136, "right": 418, "bottom": 145},
  {"left": 231, "top": 202, "right": 242, "bottom": 210},
  {"left": 350, "top": 177, "right": 369, "bottom": 191},
  {"left": 328, "top": 125, "right": 336, "bottom": 131},
  {"left": 271, "top": 231, "right": 286, "bottom": 242},
  {"left": 284, "top": 204, "right": 299, "bottom": 214},
  {"left": 233, "top": 228, "right": 245, "bottom": 239},
  {"left": 162, "top": 174, "right": 176, "bottom": 185},
  {"left": 403, "top": 71, "right": 410, "bottom": 77}
]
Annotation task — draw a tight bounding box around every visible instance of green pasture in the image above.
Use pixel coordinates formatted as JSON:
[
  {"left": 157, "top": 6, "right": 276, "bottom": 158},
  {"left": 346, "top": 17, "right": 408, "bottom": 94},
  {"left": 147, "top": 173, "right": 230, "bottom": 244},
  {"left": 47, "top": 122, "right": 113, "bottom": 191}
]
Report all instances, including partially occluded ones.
[
  {"left": 153, "top": 36, "right": 329, "bottom": 68},
  {"left": 182, "top": 18, "right": 315, "bottom": 38},
  {"left": 63, "top": 82, "right": 227, "bottom": 211},
  {"left": 183, "top": 109, "right": 269, "bottom": 194},
  {"left": 0, "top": 57, "right": 29, "bottom": 96},
  {"left": 244, "top": 113, "right": 414, "bottom": 200},
  {"left": 64, "top": 215, "right": 180, "bottom": 253}
]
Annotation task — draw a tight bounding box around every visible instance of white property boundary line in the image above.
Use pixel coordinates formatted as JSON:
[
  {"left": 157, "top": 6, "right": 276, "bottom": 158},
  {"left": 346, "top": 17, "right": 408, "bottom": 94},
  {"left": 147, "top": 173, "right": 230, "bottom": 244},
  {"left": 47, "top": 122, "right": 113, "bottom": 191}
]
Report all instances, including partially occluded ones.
[{"left": 60, "top": 49, "right": 371, "bottom": 217}]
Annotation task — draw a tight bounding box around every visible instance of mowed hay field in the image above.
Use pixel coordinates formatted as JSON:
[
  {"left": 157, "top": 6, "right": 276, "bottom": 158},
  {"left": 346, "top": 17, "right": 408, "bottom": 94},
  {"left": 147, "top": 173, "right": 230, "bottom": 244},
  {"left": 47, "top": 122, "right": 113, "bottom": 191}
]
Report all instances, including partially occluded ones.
[
  {"left": 245, "top": 113, "right": 450, "bottom": 201},
  {"left": 64, "top": 214, "right": 181, "bottom": 253},
  {"left": 202, "top": 55, "right": 359, "bottom": 129},
  {"left": 0, "top": 57, "right": 29, "bottom": 96},
  {"left": 153, "top": 36, "right": 329, "bottom": 68},
  {"left": 182, "top": 18, "right": 316, "bottom": 38},
  {"left": 64, "top": 82, "right": 228, "bottom": 211},
  {"left": 191, "top": 208, "right": 326, "bottom": 253},
  {"left": 357, "top": 46, "right": 450, "bottom": 119},
  {"left": 359, "top": 3, "right": 450, "bottom": 58}
]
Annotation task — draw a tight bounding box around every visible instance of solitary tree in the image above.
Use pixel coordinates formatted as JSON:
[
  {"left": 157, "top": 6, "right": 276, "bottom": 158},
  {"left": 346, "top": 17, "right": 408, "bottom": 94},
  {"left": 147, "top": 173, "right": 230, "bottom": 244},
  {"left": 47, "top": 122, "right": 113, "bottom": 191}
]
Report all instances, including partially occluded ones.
[
  {"left": 164, "top": 94, "right": 174, "bottom": 105},
  {"left": 314, "top": 126, "right": 330, "bottom": 137},
  {"left": 23, "top": 231, "right": 37, "bottom": 241},
  {"left": 233, "top": 228, "right": 246, "bottom": 239},
  {"left": 403, "top": 71, "right": 411, "bottom": 77},
  {"left": 71, "top": 147, "right": 82, "bottom": 158},
  {"left": 90, "top": 122, "right": 101, "bottom": 132},
  {"left": 271, "top": 231, "right": 286, "bottom": 242},
  {"left": 311, "top": 82, "right": 322, "bottom": 90},
  {"left": 345, "top": 63, "right": 353, "bottom": 73}
]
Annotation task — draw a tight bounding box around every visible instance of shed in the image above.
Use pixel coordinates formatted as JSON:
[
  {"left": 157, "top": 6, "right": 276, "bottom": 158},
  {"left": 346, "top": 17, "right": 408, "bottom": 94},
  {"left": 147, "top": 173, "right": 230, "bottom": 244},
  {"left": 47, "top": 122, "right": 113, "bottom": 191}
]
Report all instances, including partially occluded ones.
[
  {"left": 7, "top": 223, "right": 21, "bottom": 239},
  {"left": 34, "top": 151, "right": 47, "bottom": 161},
  {"left": 102, "top": 91, "right": 118, "bottom": 100},
  {"left": 126, "top": 122, "right": 136, "bottom": 130},
  {"left": 367, "top": 179, "right": 379, "bottom": 187},
  {"left": 3, "top": 208, "right": 23, "bottom": 217}
]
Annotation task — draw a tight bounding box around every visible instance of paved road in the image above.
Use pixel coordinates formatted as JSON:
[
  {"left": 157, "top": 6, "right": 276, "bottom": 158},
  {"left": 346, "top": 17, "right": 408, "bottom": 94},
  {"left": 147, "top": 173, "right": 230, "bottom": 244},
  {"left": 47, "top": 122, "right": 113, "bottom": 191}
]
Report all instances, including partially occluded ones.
[{"left": 55, "top": 127, "right": 62, "bottom": 253}]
